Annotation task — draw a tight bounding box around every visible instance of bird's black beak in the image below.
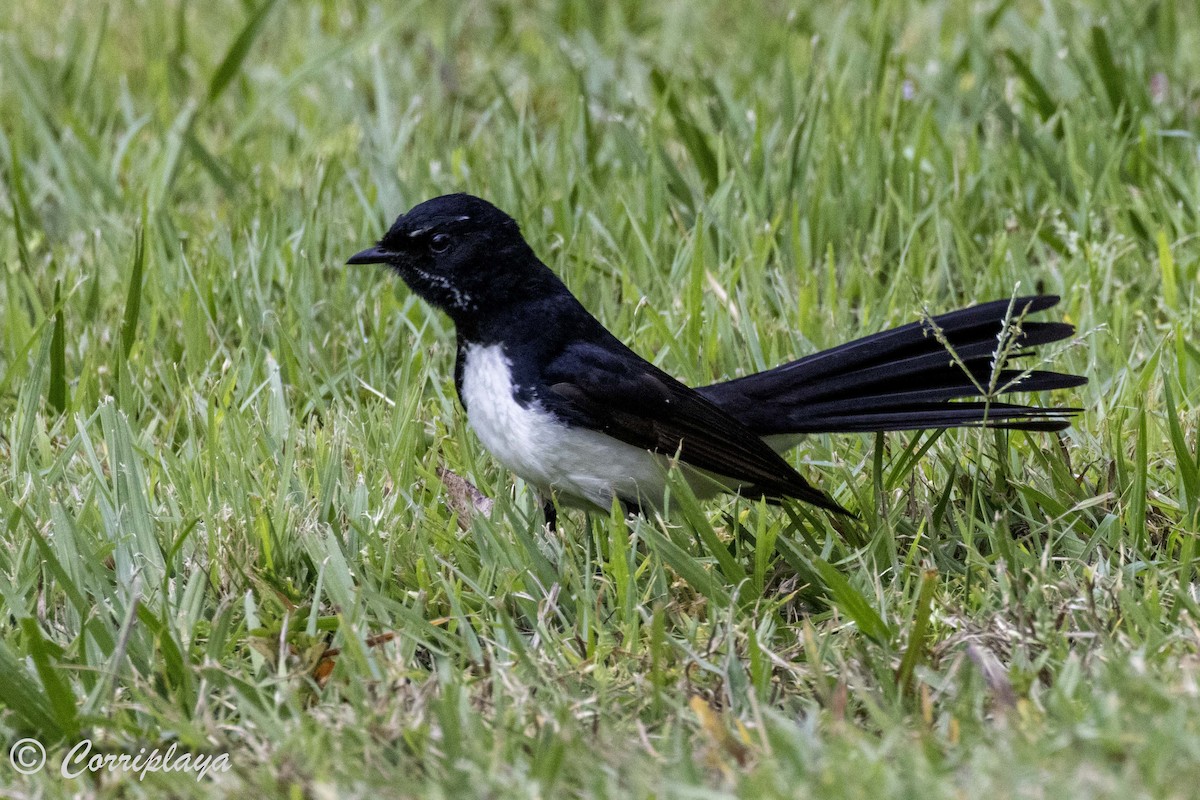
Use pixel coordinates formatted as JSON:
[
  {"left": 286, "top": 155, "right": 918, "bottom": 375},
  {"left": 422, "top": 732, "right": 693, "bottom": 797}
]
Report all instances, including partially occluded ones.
[{"left": 346, "top": 245, "right": 394, "bottom": 265}]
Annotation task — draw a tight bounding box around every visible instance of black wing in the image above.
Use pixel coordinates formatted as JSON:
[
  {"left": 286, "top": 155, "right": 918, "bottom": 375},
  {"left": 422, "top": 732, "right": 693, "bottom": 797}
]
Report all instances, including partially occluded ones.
[{"left": 540, "top": 340, "right": 847, "bottom": 513}]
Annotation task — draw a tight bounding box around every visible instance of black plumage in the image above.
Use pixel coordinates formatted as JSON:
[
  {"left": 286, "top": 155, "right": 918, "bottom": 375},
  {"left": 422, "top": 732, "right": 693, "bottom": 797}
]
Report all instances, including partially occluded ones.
[
  {"left": 698, "top": 296, "right": 1084, "bottom": 435},
  {"left": 349, "top": 194, "right": 1085, "bottom": 517}
]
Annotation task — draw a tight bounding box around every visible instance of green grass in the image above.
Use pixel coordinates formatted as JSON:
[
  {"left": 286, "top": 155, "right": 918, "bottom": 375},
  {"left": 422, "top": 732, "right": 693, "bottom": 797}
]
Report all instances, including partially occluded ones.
[{"left": 1, "top": 0, "right": 1199, "bottom": 796}]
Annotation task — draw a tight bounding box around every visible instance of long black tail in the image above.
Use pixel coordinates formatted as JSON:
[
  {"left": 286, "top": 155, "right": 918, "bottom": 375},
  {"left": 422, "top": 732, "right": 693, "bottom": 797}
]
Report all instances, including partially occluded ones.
[{"left": 696, "top": 295, "right": 1085, "bottom": 435}]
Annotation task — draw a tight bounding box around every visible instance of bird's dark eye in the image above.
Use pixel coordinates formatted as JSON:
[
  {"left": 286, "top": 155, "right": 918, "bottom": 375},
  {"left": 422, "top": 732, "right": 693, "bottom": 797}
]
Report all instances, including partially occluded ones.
[{"left": 430, "top": 233, "right": 451, "bottom": 254}]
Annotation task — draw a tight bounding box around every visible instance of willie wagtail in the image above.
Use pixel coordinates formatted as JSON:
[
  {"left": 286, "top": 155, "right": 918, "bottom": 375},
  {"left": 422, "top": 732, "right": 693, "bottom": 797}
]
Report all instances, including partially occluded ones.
[{"left": 349, "top": 194, "right": 1085, "bottom": 526}]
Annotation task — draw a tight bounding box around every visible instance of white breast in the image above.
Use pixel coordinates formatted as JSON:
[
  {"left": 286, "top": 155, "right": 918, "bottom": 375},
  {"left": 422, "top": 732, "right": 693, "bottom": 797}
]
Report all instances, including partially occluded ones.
[{"left": 460, "top": 343, "right": 695, "bottom": 510}]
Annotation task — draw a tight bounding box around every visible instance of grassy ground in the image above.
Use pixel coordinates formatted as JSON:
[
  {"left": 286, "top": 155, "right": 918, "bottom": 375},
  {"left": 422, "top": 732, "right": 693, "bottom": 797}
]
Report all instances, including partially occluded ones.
[{"left": 1, "top": 0, "right": 1198, "bottom": 796}]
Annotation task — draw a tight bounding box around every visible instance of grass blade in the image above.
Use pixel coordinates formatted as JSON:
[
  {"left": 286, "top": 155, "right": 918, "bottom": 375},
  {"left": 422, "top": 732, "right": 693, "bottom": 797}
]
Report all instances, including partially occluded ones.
[
  {"left": 1002, "top": 48, "right": 1059, "bottom": 123},
  {"left": 48, "top": 279, "right": 67, "bottom": 414},
  {"left": 1164, "top": 381, "right": 1199, "bottom": 525},
  {"left": 642, "top": 522, "right": 731, "bottom": 608},
  {"left": 207, "top": 0, "right": 282, "bottom": 105},
  {"left": 895, "top": 568, "right": 938, "bottom": 693},
  {"left": 811, "top": 557, "right": 893, "bottom": 646},
  {"left": 1130, "top": 407, "right": 1148, "bottom": 552},
  {"left": 19, "top": 617, "right": 80, "bottom": 737},
  {"left": 651, "top": 68, "right": 720, "bottom": 194},
  {"left": 119, "top": 223, "right": 146, "bottom": 362},
  {"left": 1089, "top": 25, "right": 1130, "bottom": 120},
  {"left": 0, "top": 638, "right": 64, "bottom": 739}
]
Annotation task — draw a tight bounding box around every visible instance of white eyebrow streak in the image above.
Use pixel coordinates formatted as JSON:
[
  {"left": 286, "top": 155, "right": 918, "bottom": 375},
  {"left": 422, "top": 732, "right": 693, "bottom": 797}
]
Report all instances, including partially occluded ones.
[{"left": 407, "top": 216, "right": 469, "bottom": 238}]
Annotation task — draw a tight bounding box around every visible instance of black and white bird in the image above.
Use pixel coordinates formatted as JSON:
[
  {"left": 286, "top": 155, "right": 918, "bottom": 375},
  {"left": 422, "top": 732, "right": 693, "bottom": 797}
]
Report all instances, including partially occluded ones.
[{"left": 349, "top": 193, "right": 1084, "bottom": 526}]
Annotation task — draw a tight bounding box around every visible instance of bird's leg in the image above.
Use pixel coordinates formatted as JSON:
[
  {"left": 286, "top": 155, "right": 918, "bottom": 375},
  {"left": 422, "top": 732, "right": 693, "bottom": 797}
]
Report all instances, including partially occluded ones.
[{"left": 539, "top": 494, "right": 558, "bottom": 532}]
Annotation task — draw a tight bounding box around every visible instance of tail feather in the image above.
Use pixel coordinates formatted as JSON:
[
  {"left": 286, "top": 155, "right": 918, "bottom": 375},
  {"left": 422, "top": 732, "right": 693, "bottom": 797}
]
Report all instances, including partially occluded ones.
[
  {"left": 698, "top": 295, "right": 1084, "bottom": 435},
  {"left": 787, "top": 402, "right": 1081, "bottom": 434},
  {"left": 793, "top": 371, "right": 1087, "bottom": 418}
]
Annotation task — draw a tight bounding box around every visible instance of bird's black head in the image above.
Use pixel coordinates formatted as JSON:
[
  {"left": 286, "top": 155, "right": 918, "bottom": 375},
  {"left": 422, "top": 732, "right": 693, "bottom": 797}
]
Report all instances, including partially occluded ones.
[{"left": 348, "top": 193, "right": 551, "bottom": 323}]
